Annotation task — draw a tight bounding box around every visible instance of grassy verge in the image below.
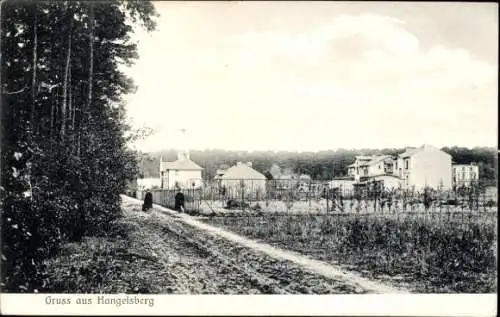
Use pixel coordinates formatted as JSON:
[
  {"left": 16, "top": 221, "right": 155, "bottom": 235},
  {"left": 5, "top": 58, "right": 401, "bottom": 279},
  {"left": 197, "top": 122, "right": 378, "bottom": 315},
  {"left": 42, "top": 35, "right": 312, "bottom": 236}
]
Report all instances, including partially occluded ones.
[
  {"left": 202, "top": 213, "right": 497, "bottom": 293},
  {"left": 40, "top": 214, "right": 165, "bottom": 293}
]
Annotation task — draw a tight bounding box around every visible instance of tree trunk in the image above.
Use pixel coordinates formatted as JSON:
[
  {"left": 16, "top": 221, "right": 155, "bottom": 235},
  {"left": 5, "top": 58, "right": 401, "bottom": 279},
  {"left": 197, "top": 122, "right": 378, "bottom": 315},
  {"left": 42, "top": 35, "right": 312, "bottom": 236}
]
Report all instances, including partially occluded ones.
[
  {"left": 30, "top": 6, "right": 38, "bottom": 133},
  {"left": 68, "top": 64, "right": 72, "bottom": 129},
  {"left": 61, "top": 19, "right": 72, "bottom": 139},
  {"left": 78, "top": 3, "right": 96, "bottom": 238},
  {"left": 50, "top": 93, "right": 55, "bottom": 135},
  {"left": 87, "top": 5, "right": 94, "bottom": 112}
]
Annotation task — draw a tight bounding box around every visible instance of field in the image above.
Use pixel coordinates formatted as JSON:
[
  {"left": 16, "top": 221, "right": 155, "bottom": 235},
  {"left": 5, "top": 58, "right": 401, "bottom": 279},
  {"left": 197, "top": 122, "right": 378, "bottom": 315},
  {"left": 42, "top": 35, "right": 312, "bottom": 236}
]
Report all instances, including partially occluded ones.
[
  {"left": 133, "top": 187, "right": 498, "bottom": 293},
  {"left": 200, "top": 211, "right": 498, "bottom": 293}
]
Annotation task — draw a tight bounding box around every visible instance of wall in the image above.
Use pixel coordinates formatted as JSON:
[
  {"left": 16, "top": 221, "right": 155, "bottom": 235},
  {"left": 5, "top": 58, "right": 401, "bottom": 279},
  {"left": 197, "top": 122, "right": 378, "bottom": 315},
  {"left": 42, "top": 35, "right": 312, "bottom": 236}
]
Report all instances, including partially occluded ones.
[
  {"left": 329, "top": 179, "right": 355, "bottom": 191},
  {"left": 367, "top": 162, "right": 384, "bottom": 176},
  {"left": 410, "top": 148, "right": 452, "bottom": 190},
  {"left": 373, "top": 175, "right": 401, "bottom": 190},
  {"left": 162, "top": 170, "right": 203, "bottom": 189}
]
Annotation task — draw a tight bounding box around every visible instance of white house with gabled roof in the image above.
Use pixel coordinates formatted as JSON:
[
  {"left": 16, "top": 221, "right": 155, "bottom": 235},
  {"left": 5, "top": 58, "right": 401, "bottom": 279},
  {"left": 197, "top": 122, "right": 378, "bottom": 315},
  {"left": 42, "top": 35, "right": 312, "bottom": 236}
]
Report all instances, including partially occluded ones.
[
  {"left": 220, "top": 161, "right": 267, "bottom": 196},
  {"left": 160, "top": 150, "right": 203, "bottom": 189},
  {"left": 396, "top": 144, "right": 452, "bottom": 190}
]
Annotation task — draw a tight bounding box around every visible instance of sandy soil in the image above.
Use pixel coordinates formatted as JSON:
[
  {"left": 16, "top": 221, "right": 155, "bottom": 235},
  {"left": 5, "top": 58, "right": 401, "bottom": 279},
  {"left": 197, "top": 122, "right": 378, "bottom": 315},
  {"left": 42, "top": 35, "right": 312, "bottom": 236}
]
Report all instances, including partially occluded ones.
[{"left": 121, "top": 195, "right": 409, "bottom": 294}]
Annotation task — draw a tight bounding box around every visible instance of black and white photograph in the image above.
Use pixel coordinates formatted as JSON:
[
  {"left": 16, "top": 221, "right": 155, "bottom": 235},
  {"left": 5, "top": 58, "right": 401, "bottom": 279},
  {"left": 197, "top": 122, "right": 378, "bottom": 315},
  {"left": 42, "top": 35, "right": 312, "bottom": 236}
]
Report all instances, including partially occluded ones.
[{"left": 0, "top": 0, "right": 498, "bottom": 315}]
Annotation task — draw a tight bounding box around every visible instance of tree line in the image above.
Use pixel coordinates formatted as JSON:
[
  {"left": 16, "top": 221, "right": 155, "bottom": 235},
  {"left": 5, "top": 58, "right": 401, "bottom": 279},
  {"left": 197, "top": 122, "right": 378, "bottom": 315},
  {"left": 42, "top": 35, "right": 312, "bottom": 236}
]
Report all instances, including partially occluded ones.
[
  {"left": 139, "top": 147, "right": 497, "bottom": 185},
  {"left": 1, "top": 0, "right": 157, "bottom": 292}
]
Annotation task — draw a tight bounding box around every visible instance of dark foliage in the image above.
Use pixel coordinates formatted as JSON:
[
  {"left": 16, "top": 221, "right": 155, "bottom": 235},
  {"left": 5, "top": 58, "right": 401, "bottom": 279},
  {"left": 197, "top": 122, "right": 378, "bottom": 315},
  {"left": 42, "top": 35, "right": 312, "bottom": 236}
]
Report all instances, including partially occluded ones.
[
  {"left": 139, "top": 147, "right": 497, "bottom": 183},
  {"left": 1, "top": 0, "right": 157, "bottom": 292}
]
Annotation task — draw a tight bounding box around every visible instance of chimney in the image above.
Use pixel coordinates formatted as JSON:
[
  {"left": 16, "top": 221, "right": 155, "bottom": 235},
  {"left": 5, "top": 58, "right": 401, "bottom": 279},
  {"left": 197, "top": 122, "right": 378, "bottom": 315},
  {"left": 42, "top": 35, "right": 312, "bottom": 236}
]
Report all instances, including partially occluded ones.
[
  {"left": 247, "top": 162, "right": 252, "bottom": 167},
  {"left": 177, "top": 150, "right": 190, "bottom": 161}
]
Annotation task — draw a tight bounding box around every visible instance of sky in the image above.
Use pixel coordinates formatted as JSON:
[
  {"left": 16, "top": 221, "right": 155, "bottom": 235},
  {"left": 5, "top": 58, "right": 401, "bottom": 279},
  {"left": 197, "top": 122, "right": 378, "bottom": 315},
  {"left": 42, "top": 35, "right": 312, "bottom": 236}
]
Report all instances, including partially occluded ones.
[{"left": 122, "top": 1, "right": 498, "bottom": 152}]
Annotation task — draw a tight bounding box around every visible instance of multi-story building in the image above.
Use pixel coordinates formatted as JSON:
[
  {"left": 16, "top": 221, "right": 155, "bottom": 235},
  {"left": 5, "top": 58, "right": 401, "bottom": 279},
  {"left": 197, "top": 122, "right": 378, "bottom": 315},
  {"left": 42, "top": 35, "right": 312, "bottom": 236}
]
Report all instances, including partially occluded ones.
[
  {"left": 395, "top": 144, "right": 452, "bottom": 190},
  {"left": 347, "top": 155, "right": 395, "bottom": 181},
  {"left": 343, "top": 144, "right": 453, "bottom": 191},
  {"left": 452, "top": 163, "right": 479, "bottom": 187}
]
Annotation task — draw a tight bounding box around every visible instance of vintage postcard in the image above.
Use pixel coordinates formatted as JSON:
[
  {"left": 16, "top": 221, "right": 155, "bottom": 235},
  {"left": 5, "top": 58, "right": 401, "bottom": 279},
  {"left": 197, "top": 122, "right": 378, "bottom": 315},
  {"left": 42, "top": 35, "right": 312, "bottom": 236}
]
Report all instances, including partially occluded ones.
[{"left": 0, "top": 0, "right": 497, "bottom": 316}]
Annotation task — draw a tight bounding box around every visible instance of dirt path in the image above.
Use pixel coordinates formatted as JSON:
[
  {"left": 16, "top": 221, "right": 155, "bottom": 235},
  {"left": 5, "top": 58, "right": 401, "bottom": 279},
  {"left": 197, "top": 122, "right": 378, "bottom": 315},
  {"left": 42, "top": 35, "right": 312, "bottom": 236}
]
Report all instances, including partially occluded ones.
[
  {"left": 122, "top": 195, "right": 409, "bottom": 294},
  {"left": 117, "top": 197, "right": 369, "bottom": 293}
]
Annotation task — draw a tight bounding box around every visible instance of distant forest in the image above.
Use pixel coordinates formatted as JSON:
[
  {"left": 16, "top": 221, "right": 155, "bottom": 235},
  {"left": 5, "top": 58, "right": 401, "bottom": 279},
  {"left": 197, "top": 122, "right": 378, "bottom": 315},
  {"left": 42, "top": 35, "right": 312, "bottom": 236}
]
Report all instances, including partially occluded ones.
[{"left": 138, "top": 147, "right": 498, "bottom": 185}]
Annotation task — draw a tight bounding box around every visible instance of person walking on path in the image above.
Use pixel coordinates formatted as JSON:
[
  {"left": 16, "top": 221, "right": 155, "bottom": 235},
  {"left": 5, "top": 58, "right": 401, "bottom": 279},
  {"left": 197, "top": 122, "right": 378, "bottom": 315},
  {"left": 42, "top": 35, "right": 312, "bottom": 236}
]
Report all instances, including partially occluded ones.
[
  {"left": 175, "top": 191, "right": 185, "bottom": 213},
  {"left": 142, "top": 191, "right": 153, "bottom": 211}
]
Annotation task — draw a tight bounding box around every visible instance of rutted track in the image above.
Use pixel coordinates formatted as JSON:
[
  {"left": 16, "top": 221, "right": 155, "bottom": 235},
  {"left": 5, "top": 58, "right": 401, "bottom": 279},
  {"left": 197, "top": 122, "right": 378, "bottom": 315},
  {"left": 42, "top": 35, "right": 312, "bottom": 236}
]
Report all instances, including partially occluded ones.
[
  {"left": 122, "top": 196, "right": 369, "bottom": 293},
  {"left": 157, "top": 216, "right": 291, "bottom": 294},
  {"left": 155, "top": 210, "right": 365, "bottom": 294}
]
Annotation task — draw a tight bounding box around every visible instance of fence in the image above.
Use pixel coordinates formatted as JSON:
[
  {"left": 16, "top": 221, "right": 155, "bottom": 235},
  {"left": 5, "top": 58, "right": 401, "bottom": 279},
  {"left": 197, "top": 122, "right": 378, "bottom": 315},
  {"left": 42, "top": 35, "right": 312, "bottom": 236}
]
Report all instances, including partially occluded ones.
[{"left": 128, "top": 178, "right": 498, "bottom": 216}]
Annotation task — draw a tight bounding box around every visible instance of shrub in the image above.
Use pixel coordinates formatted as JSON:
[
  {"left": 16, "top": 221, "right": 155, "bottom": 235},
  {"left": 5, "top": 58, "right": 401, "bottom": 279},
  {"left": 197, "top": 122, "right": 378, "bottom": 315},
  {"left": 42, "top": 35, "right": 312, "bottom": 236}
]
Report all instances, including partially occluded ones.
[
  {"left": 485, "top": 200, "right": 496, "bottom": 207},
  {"left": 225, "top": 199, "right": 250, "bottom": 210}
]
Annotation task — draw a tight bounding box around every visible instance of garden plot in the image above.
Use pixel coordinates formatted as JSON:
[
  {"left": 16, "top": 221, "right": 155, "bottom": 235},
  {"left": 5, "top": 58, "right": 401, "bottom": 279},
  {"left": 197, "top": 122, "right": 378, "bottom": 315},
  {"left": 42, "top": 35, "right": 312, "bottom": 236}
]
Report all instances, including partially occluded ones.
[
  {"left": 201, "top": 212, "right": 498, "bottom": 293},
  {"left": 198, "top": 198, "right": 497, "bottom": 216}
]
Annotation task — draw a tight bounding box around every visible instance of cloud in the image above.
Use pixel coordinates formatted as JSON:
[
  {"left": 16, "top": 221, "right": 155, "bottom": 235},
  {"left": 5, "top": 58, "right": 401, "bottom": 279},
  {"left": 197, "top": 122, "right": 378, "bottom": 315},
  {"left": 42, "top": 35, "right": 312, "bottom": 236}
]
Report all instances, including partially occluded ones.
[{"left": 125, "top": 11, "right": 497, "bottom": 151}]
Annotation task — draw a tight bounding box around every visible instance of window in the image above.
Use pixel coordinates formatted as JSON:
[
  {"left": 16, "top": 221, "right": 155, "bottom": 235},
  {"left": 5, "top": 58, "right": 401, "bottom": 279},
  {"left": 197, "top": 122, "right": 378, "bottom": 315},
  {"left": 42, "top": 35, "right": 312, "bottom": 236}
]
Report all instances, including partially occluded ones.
[{"left": 405, "top": 159, "right": 409, "bottom": 169}]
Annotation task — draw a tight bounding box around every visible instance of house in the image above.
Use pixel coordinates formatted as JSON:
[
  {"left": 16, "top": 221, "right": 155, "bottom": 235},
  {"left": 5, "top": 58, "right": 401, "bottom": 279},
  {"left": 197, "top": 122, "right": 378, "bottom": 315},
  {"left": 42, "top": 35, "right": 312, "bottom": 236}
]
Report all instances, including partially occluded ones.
[
  {"left": 346, "top": 154, "right": 399, "bottom": 189},
  {"left": 329, "top": 176, "right": 356, "bottom": 191},
  {"left": 214, "top": 169, "right": 226, "bottom": 180},
  {"left": 347, "top": 155, "right": 395, "bottom": 182},
  {"left": 344, "top": 144, "right": 452, "bottom": 191},
  {"left": 452, "top": 163, "right": 479, "bottom": 187},
  {"left": 160, "top": 150, "right": 203, "bottom": 189},
  {"left": 213, "top": 163, "right": 230, "bottom": 181},
  {"left": 299, "top": 174, "right": 311, "bottom": 181},
  {"left": 484, "top": 186, "right": 497, "bottom": 202},
  {"left": 269, "top": 164, "right": 282, "bottom": 179},
  {"left": 396, "top": 144, "right": 452, "bottom": 190},
  {"left": 220, "top": 161, "right": 266, "bottom": 196},
  {"left": 297, "top": 174, "right": 312, "bottom": 191},
  {"left": 277, "top": 174, "right": 298, "bottom": 190},
  {"left": 359, "top": 174, "right": 401, "bottom": 190}
]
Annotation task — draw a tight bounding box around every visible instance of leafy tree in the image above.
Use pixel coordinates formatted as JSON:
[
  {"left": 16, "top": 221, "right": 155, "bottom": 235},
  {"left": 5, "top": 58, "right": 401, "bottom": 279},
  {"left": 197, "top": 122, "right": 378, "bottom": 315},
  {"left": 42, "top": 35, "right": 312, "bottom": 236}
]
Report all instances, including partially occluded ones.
[{"left": 1, "top": 0, "right": 158, "bottom": 292}]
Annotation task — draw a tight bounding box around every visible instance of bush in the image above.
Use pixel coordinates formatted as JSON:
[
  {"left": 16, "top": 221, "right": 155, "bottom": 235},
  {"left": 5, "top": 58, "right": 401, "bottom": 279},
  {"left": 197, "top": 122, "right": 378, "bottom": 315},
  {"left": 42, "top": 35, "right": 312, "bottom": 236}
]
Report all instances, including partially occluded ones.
[
  {"left": 485, "top": 200, "right": 496, "bottom": 207},
  {"left": 225, "top": 199, "right": 250, "bottom": 210}
]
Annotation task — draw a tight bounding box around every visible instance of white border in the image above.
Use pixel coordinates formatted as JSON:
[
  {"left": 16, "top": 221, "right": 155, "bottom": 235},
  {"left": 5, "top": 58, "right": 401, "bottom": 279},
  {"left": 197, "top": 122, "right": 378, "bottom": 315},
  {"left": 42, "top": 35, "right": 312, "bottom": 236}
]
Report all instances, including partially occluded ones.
[{"left": 0, "top": 294, "right": 497, "bottom": 316}]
